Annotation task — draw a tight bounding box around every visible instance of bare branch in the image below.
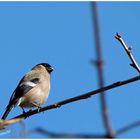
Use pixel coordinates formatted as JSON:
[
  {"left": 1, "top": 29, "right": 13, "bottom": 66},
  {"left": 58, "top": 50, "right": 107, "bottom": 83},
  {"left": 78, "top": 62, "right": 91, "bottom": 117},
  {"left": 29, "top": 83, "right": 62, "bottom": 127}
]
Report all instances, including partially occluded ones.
[
  {"left": 115, "top": 33, "right": 140, "bottom": 73},
  {"left": 116, "top": 120, "right": 140, "bottom": 136},
  {"left": 115, "top": 33, "right": 140, "bottom": 135},
  {"left": 0, "top": 117, "right": 24, "bottom": 130},
  {"left": 30, "top": 128, "right": 106, "bottom": 138},
  {"left": 91, "top": 2, "right": 114, "bottom": 137},
  {"left": 9, "top": 75, "right": 140, "bottom": 121}
]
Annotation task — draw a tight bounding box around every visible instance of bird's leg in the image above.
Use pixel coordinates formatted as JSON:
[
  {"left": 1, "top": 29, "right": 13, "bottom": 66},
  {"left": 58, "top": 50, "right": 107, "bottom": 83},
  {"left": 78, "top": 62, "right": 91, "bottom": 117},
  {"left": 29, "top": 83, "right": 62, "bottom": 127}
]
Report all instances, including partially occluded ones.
[
  {"left": 21, "top": 107, "right": 33, "bottom": 118},
  {"left": 21, "top": 107, "right": 29, "bottom": 118},
  {"left": 31, "top": 102, "right": 42, "bottom": 113},
  {"left": 21, "top": 107, "right": 26, "bottom": 114},
  {"left": 37, "top": 106, "right": 42, "bottom": 113}
]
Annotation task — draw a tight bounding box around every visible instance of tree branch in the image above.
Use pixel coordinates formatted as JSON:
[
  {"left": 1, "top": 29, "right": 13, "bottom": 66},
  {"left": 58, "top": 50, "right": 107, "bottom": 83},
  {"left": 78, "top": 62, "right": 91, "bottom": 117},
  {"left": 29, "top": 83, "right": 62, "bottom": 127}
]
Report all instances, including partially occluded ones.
[
  {"left": 0, "top": 117, "right": 24, "bottom": 130},
  {"left": 116, "top": 120, "right": 140, "bottom": 136},
  {"left": 91, "top": 2, "right": 114, "bottom": 138},
  {"left": 115, "top": 33, "right": 140, "bottom": 73},
  {"left": 10, "top": 75, "right": 140, "bottom": 121},
  {"left": 30, "top": 128, "right": 106, "bottom": 138},
  {"left": 115, "top": 33, "right": 140, "bottom": 136}
]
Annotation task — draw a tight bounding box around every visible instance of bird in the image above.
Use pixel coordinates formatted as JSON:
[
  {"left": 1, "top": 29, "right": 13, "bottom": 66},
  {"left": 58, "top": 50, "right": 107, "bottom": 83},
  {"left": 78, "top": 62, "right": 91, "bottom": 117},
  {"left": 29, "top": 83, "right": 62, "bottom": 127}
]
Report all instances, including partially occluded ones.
[{"left": 1, "top": 63, "right": 53, "bottom": 120}]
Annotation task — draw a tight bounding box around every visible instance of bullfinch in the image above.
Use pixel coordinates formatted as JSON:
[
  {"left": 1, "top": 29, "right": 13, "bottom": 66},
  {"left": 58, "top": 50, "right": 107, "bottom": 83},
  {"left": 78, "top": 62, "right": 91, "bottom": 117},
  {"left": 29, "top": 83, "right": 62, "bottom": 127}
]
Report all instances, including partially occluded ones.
[{"left": 1, "top": 63, "right": 53, "bottom": 120}]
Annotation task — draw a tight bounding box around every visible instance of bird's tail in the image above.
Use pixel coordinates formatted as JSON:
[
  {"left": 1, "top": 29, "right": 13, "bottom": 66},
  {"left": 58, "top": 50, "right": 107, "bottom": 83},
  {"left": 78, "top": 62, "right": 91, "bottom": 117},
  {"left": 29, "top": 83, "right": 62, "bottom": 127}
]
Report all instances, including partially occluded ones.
[{"left": 1, "top": 105, "right": 13, "bottom": 120}]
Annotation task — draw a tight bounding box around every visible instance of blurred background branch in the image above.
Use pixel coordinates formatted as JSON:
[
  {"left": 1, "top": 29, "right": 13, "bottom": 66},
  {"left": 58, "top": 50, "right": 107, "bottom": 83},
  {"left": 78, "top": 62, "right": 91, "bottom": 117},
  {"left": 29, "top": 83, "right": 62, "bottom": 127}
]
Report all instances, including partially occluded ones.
[
  {"left": 91, "top": 2, "right": 114, "bottom": 138},
  {"left": 116, "top": 120, "right": 140, "bottom": 136},
  {"left": 30, "top": 128, "right": 106, "bottom": 138}
]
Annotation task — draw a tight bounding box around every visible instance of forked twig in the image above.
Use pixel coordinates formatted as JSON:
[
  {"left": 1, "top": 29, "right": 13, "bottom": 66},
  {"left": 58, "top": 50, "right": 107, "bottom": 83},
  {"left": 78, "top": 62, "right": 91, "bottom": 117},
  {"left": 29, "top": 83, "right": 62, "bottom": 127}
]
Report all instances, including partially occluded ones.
[{"left": 115, "top": 33, "right": 140, "bottom": 136}]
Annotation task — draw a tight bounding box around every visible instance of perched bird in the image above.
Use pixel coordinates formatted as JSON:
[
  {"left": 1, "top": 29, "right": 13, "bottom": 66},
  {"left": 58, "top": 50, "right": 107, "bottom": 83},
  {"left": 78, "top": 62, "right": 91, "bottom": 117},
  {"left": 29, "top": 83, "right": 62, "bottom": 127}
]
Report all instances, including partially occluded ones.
[{"left": 1, "top": 63, "right": 53, "bottom": 120}]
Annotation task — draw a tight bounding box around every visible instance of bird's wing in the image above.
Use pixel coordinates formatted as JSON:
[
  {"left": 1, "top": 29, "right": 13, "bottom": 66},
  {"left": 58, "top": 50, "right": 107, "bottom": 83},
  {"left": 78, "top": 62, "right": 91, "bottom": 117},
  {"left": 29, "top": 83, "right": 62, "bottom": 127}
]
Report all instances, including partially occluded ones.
[
  {"left": 8, "top": 73, "right": 40, "bottom": 107},
  {"left": 2, "top": 71, "right": 40, "bottom": 119}
]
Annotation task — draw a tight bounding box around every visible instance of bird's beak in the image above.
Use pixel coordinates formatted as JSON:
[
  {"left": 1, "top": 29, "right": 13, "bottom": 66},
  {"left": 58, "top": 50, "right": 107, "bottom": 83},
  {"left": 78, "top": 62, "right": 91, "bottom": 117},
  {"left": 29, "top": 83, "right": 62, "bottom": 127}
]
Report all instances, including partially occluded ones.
[{"left": 48, "top": 67, "right": 53, "bottom": 73}]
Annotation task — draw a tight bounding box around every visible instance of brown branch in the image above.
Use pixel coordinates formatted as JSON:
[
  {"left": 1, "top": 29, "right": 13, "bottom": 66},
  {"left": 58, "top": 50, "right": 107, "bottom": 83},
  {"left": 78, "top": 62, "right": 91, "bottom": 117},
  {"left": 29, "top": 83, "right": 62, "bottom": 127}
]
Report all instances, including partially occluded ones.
[
  {"left": 91, "top": 2, "right": 114, "bottom": 138},
  {"left": 115, "top": 33, "right": 140, "bottom": 73},
  {"left": 116, "top": 120, "right": 140, "bottom": 136},
  {"left": 9, "top": 75, "right": 140, "bottom": 121},
  {"left": 0, "top": 117, "right": 24, "bottom": 130},
  {"left": 33, "top": 120, "right": 140, "bottom": 138},
  {"left": 30, "top": 128, "right": 106, "bottom": 138},
  {"left": 115, "top": 33, "right": 140, "bottom": 135}
]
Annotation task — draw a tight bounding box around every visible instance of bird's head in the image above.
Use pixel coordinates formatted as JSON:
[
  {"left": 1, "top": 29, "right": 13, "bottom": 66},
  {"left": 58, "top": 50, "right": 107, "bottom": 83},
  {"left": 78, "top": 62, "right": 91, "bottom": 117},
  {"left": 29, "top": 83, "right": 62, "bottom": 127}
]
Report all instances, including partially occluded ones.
[{"left": 33, "top": 63, "right": 54, "bottom": 73}]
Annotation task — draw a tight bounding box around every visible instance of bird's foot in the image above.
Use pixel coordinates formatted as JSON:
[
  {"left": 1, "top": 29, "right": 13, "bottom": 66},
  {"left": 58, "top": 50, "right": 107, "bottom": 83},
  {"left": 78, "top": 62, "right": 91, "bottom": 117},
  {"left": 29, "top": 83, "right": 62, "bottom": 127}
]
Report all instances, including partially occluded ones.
[
  {"left": 31, "top": 102, "right": 42, "bottom": 113},
  {"left": 37, "top": 106, "right": 42, "bottom": 113}
]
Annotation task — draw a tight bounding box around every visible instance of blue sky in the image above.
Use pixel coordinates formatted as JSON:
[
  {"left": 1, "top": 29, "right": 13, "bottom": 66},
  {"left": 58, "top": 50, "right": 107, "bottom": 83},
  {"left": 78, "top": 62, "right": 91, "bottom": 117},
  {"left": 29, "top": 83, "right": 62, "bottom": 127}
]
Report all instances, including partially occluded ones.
[{"left": 0, "top": 2, "right": 140, "bottom": 138}]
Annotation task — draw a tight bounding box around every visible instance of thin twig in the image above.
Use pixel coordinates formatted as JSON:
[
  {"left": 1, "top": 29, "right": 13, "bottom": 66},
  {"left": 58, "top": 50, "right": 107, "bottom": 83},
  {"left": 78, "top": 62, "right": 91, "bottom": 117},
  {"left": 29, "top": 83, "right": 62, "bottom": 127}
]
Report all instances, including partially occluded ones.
[
  {"left": 116, "top": 120, "right": 140, "bottom": 136},
  {"left": 115, "top": 33, "right": 140, "bottom": 73},
  {"left": 91, "top": 2, "right": 114, "bottom": 138},
  {"left": 10, "top": 75, "right": 140, "bottom": 121},
  {"left": 115, "top": 33, "right": 140, "bottom": 136}
]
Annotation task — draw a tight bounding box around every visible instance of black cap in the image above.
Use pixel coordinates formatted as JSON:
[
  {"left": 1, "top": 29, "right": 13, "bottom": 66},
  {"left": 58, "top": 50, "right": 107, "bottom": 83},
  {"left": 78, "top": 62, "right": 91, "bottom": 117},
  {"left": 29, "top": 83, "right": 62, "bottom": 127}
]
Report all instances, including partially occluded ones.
[{"left": 37, "top": 63, "right": 53, "bottom": 73}]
